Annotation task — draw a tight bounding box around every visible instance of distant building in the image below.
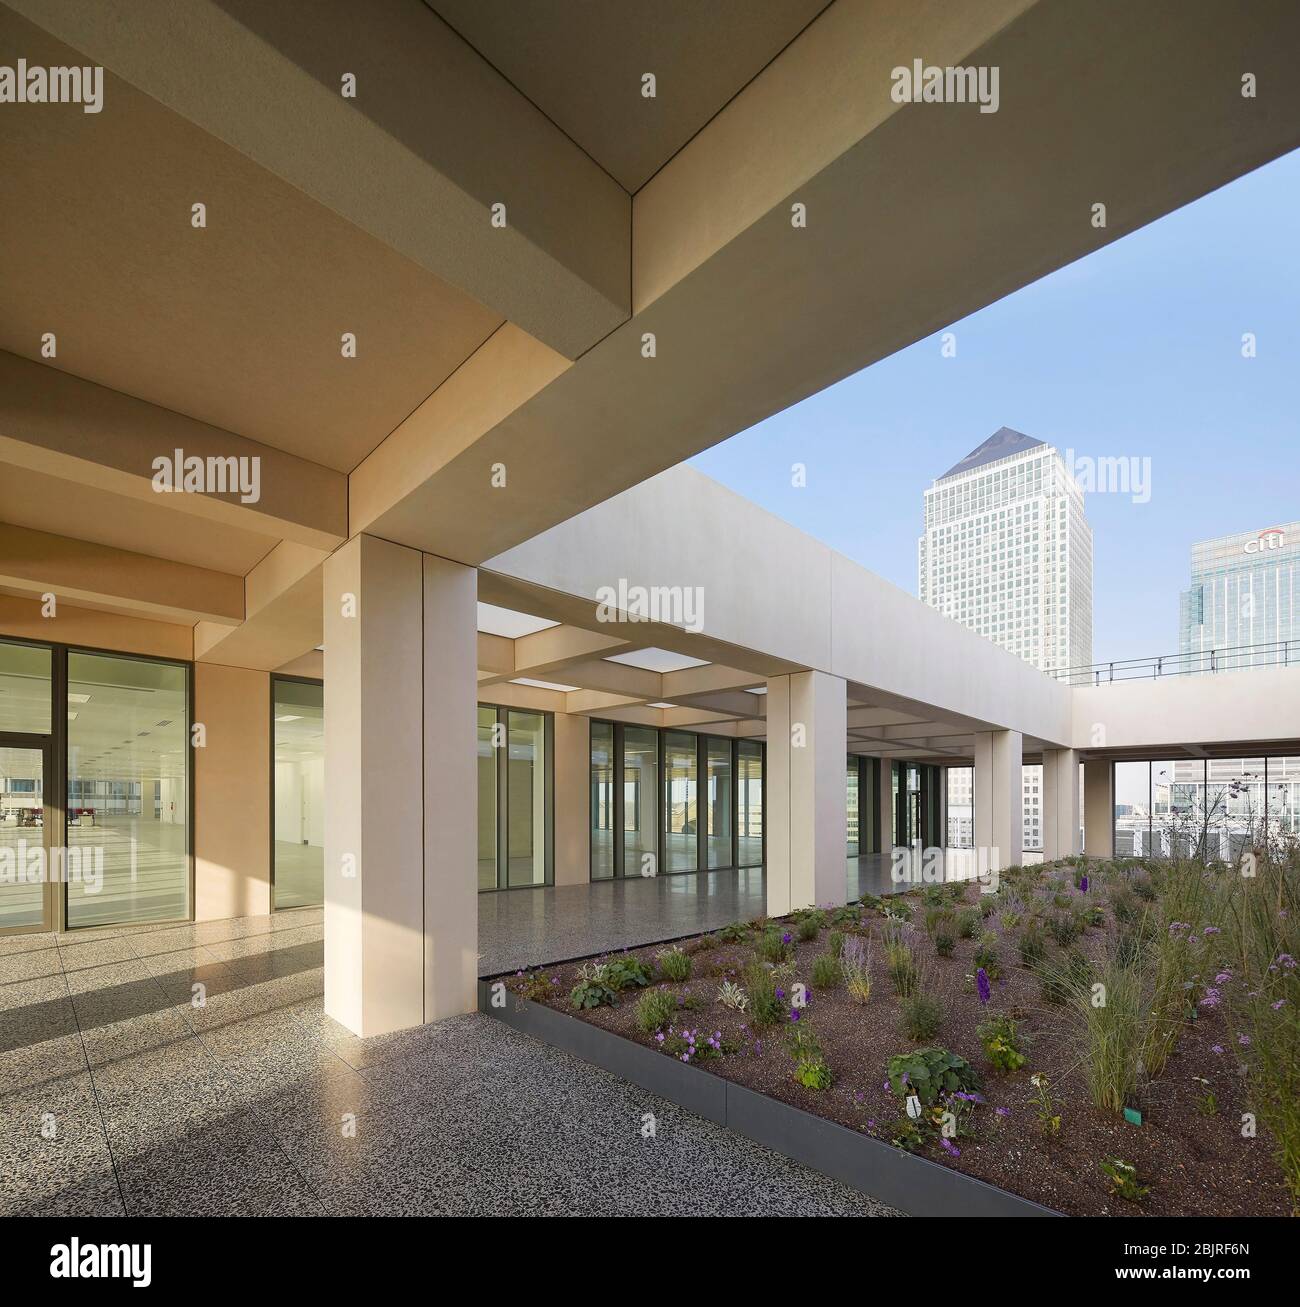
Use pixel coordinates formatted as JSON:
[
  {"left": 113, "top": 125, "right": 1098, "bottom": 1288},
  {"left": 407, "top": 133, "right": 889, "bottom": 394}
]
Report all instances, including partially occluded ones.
[
  {"left": 1179, "top": 522, "right": 1300, "bottom": 668},
  {"left": 921, "top": 428, "right": 1094, "bottom": 852}
]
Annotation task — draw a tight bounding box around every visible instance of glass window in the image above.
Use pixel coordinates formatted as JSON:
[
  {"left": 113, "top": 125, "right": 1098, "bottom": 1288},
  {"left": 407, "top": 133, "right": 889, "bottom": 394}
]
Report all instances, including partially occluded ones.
[
  {"left": 0, "top": 744, "right": 46, "bottom": 930},
  {"left": 590, "top": 721, "right": 614, "bottom": 880},
  {"left": 1266, "top": 756, "right": 1300, "bottom": 845},
  {"left": 846, "top": 757, "right": 860, "bottom": 856},
  {"left": 1205, "top": 757, "right": 1266, "bottom": 864},
  {"left": 1113, "top": 761, "right": 1150, "bottom": 857},
  {"left": 0, "top": 640, "right": 51, "bottom": 734},
  {"left": 663, "top": 731, "right": 697, "bottom": 873},
  {"left": 624, "top": 727, "right": 658, "bottom": 878},
  {"left": 506, "top": 711, "right": 547, "bottom": 888},
  {"left": 737, "top": 740, "right": 763, "bottom": 868},
  {"left": 1022, "top": 762, "right": 1043, "bottom": 853},
  {"left": 862, "top": 757, "right": 877, "bottom": 853},
  {"left": 272, "top": 678, "right": 324, "bottom": 909},
  {"left": 706, "top": 737, "right": 732, "bottom": 869},
  {"left": 67, "top": 652, "right": 189, "bottom": 927},
  {"left": 478, "top": 705, "right": 498, "bottom": 890},
  {"left": 946, "top": 765, "right": 973, "bottom": 849}
]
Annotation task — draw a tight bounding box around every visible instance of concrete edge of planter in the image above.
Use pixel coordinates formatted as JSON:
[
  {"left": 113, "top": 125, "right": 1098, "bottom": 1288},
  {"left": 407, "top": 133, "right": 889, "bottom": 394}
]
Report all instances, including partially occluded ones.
[{"left": 478, "top": 980, "right": 1061, "bottom": 1218}]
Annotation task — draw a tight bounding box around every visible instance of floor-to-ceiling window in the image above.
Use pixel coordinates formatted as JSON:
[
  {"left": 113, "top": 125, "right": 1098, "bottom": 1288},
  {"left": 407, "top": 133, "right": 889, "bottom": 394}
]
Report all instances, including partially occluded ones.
[
  {"left": 623, "top": 726, "right": 658, "bottom": 878},
  {"left": 846, "top": 756, "right": 860, "bottom": 856},
  {"left": 737, "top": 739, "right": 764, "bottom": 868},
  {"left": 590, "top": 720, "right": 614, "bottom": 880},
  {"left": 861, "top": 757, "right": 878, "bottom": 853},
  {"left": 663, "top": 731, "right": 698, "bottom": 873},
  {"left": 477, "top": 704, "right": 553, "bottom": 890},
  {"left": 507, "top": 711, "right": 549, "bottom": 887},
  {"left": 705, "top": 736, "right": 732, "bottom": 869},
  {"left": 477, "top": 706, "right": 498, "bottom": 890},
  {"left": 946, "top": 765, "right": 973, "bottom": 848},
  {"left": 66, "top": 651, "right": 190, "bottom": 928},
  {"left": 0, "top": 641, "right": 52, "bottom": 933},
  {"left": 272, "top": 677, "right": 324, "bottom": 909}
]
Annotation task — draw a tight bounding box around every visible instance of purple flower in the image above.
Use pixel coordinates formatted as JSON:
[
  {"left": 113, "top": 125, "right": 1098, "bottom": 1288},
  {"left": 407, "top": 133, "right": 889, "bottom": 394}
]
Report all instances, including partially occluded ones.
[
  {"left": 1215, "top": 972, "right": 1232, "bottom": 984},
  {"left": 789, "top": 1008, "right": 801, "bottom": 1022},
  {"left": 1211, "top": 1044, "right": 1224, "bottom": 1055},
  {"left": 1278, "top": 954, "right": 1296, "bottom": 970},
  {"left": 940, "top": 1138, "right": 961, "bottom": 1157},
  {"left": 775, "top": 987, "right": 786, "bottom": 1000},
  {"left": 1203, "top": 926, "right": 1221, "bottom": 936},
  {"left": 1079, "top": 876, "right": 1089, "bottom": 893},
  {"left": 1238, "top": 1034, "right": 1251, "bottom": 1047},
  {"left": 1199, "top": 987, "right": 1221, "bottom": 1009},
  {"left": 996, "top": 1106, "right": 1010, "bottom": 1117},
  {"left": 1272, "top": 999, "right": 1286, "bottom": 1010},
  {"left": 782, "top": 932, "right": 792, "bottom": 944},
  {"left": 976, "top": 968, "right": 991, "bottom": 1005},
  {"left": 883, "top": 1079, "right": 890, "bottom": 1091}
]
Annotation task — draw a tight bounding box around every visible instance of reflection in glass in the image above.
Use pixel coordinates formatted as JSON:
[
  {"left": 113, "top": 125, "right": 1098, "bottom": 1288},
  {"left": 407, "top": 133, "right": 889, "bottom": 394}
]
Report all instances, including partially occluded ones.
[
  {"left": 477, "top": 705, "right": 498, "bottom": 890},
  {"left": 0, "top": 746, "right": 46, "bottom": 929},
  {"left": 507, "top": 711, "right": 547, "bottom": 887},
  {"left": 1204, "top": 757, "right": 1266, "bottom": 864},
  {"left": 862, "top": 758, "right": 877, "bottom": 854},
  {"left": 590, "top": 721, "right": 614, "bottom": 879},
  {"left": 623, "top": 727, "right": 658, "bottom": 878},
  {"left": 1022, "top": 763, "right": 1043, "bottom": 852},
  {"left": 1113, "top": 760, "right": 1150, "bottom": 857},
  {"left": 67, "top": 652, "right": 189, "bottom": 927},
  {"left": 663, "top": 732, "right": 697, "bottom": 873},
  {"left": 273, "top": 679, "right": 324, "bottom": 908},
  {"left": 846, "top": 757, "right": 859, "bottom": 856},
  {"left": 946, "top": 765, "right": 973, "bottom": 849},
  {"left": 0, "top": 641, "right": 51, "bottom": 734},
  {"left": 737, "top": 740, "right": 763, "bottom": 867},
  {"left": 1266, "top": 756, "right": 1300, "bottom": 844},
  {"left": 706, "top": 737, "right": 732, "bottom": 869}
]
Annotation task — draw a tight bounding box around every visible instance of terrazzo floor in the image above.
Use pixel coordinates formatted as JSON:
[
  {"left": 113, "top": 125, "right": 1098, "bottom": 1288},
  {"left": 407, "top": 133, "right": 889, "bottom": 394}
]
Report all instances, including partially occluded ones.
[{"left": 0, "top": 908, "right": 899, "bottom": 1217}]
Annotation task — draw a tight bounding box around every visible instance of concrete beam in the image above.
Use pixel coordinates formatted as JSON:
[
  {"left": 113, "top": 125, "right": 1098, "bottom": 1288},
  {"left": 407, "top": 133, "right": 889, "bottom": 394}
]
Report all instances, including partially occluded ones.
[
  {"left": 0, "top": 351, "right": 346, "bottom": 549},
  {"left": 10, "top": 0, "right": 630, "bottom": 359},
  {"left": 0, "top": 523, "right": 244, "bottom": 625}
]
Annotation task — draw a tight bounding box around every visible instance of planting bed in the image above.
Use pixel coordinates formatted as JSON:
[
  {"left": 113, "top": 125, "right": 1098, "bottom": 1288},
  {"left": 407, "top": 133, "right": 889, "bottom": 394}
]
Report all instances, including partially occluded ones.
[{"left": 496, "top": 859, "right": 1297, "bottom": 1217}]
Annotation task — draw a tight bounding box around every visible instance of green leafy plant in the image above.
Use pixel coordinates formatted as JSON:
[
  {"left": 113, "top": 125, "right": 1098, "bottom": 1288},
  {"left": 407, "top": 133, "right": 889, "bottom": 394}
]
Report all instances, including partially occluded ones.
[
  {"left": 604, "top": 955, "right": 653, "bottom": 991},
  {"left": 570, "top": 963, "right": 619, "bottom": 1010},
  {"left": 741, "top": 959, "right": 784, "bottom": 1028},
  {"left": 831, "top": 905, "right": 861, "bottom": 927},
  {"left": 1100, "top": 1157, "right": 1149, "bottom": 1202},
  {"left": 656, "top": 944, "right": 692, "bottom": 982},
  {"left": 634, "top": 987, "right": 676, "bottom": 1033},
  {"left": 886, "top": 1047, "right": 982, "bottom": 1106},
  {"left": 755, "top": 928, "right": 792, "bottom": 964},
  {"left": 882, "top": 899, "right": 913, "bottom": 923},
  {"left": 811, "top": 953, "right": 842, "bottom": 989},
  {"left": 1038, "top": 947, "right": 1091, "bottom": 1006},
  {"left": 716, "top": 978, "right": 749, "bottom": 1012},
  {"left": 513, "top": 968, "right": 554, "bottom": 1002},
  {"left": 827, "top": 929, "right": 846, "bottom": 958},
  {"left": 979, "top": 896, "right": 998, "bottom": 918},
  {"left": 957, "top": 908, "right": 981, "bottom": 939},
  {"left": 1029, "top": 1071, "right": 1061, "bottom": 1135},
  {"left": 934, "top": 931, "right": 956, "bottom": 957},
  {"left": 1049, "top": 913, "right": 1079, "bottom": 948},
  {"left": 900, "top": 991, "right": 943, "bottom": 1041},
  {"left": 796, "top": 915, "right": 821, "bottom": 942},
  {"left": 1131, "top": 875, "right": 1158, "bottom": 903},
  {"left": 972, "top": 933, "right": 1001, "bottom": 980},
  {"left": 788, "top": 1019, "right": 832, "bottom": 1090},
  {"left": 976, "top": 1013, "right": 1026, "bottom": 1074},
  {"left": 886, "top": 935, "right": 920, "bottom": 996},
  {"left": 713, "top": 922, "right": 751, "bottom": 944}
]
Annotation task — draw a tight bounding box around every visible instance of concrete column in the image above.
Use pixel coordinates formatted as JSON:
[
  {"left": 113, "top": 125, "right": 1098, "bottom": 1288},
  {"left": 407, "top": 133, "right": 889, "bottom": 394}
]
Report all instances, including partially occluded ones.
[
  {"left": 1042, "top": 748, "right": 1081, "bottom": 860},
  {"left": 1083, "top": 758, "right": 1114, "bottom": 858},
  {"left": 973, "top": 729, "right": 1022, "bottom": 870},
  {"left": 324, "top": 534, "right": 477, "bottom": 1038},
  {"left": 765, "top": 671, "right": 847, "bottom": 916},
  {"left": 552, "top": 711, "right": 590, "bottom": 886},
  {"left": 877, "top": 756, "right": 894, "bottom": 853}
]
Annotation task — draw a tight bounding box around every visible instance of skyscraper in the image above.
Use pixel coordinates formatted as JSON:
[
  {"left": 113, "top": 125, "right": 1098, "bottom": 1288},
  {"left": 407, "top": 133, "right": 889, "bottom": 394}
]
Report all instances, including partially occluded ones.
[
  {"left": 1179, "top": 522, "right": 1300, "bottom": 668},
  {"left": 919, "top": 427, "right": 1094, "bottom": 674},
  {"left": 919, "top": 427, "right": 1094, "bottom": 853}
]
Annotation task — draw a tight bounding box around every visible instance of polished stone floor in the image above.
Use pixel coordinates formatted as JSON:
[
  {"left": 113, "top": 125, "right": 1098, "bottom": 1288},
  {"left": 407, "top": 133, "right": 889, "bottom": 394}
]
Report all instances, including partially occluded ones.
[{"left": 0, "top": 910, "right": 897, "bottom": 1217}]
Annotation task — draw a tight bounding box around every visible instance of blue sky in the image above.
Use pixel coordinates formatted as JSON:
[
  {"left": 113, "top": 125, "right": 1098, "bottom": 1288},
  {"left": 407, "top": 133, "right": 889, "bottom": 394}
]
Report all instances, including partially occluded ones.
[{"left": 690, "top": 148, "right": 1300, "bottom": 665}]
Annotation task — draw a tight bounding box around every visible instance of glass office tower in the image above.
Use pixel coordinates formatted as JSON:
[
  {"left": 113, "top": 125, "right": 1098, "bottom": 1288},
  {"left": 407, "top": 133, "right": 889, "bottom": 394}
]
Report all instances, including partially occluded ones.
[{"left": 1179, "top": 522, "right": 1300, "bottom": 668}]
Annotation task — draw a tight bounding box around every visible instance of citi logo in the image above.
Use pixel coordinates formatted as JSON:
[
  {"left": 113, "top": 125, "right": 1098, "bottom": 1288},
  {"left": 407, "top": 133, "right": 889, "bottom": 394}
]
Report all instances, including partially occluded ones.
[
  {"left": 50, "top": 1238, "right": 152, "bottom": 1287},
  {"left": 1244, "top": 527, "right": 1286, "bottom": 554}
]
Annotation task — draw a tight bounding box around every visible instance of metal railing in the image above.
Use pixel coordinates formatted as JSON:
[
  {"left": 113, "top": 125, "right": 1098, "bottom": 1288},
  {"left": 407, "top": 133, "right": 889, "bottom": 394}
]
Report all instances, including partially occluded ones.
[{"left": 1052, "top": 640, "right": 1296, "bottom": 686}]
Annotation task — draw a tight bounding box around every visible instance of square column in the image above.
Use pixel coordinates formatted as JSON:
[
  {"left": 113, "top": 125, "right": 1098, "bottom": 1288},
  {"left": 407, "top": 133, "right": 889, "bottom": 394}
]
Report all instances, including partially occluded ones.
[
  {"left": 324, "top": 535, "right": 478, "bottom": 1037},
  {"left": 765, "top": 671, "right": 847, "bottom": 916},
  {"left": 1042, "top": 748, "right": 1081, "bottom": 860},
  {"left": 973, "top": 729, "right": 1022, "bottom": 871},
  {"left": 1083, "top": 758, "right": 1114, "bottom": 858}
]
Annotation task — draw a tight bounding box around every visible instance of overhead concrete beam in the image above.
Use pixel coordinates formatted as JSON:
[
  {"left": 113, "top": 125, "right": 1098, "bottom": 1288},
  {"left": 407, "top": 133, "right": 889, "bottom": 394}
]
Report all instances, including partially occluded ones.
[
  {"left": 9, "top": 0, "right": 630, "bottom": 359},
  {"left": 0, "top": 351, "right": 346, "bottom": 549},
  {"left": 0, "top": 523, "right": 244, "bottom": 625}
]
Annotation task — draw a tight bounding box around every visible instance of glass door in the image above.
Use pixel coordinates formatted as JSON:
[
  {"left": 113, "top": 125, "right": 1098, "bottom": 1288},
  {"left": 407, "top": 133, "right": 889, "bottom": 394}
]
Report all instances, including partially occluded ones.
[{"left": 0, "top": 740, "right": 53, "bottom": 933}]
